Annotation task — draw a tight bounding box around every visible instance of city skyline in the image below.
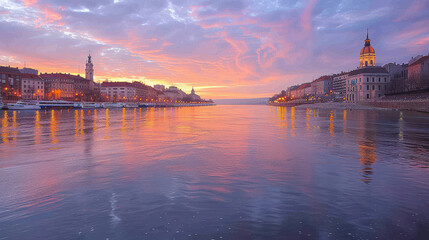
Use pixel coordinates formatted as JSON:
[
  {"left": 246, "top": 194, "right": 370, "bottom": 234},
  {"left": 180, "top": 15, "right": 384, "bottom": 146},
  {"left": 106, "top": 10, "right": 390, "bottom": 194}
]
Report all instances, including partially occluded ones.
[{"left": 0, "top": 0, "right": 428, "bottom": 99}]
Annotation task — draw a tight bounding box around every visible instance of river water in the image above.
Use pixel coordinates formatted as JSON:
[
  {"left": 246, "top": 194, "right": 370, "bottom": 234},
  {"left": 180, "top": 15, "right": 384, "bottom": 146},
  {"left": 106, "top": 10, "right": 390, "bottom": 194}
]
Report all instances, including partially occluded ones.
[{"left": 0, "top": 105, "right": 428, "bottom": 239}]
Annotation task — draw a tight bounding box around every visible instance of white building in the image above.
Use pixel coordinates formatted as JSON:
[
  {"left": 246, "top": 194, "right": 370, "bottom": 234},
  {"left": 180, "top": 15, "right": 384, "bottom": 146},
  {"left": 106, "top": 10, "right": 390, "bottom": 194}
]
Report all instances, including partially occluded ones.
[
  {"left": 101, "top": 82, "right": 137, "bottom": 101},
  {"left": 345, "top": 67, "right": 390, "bottom": 103}
]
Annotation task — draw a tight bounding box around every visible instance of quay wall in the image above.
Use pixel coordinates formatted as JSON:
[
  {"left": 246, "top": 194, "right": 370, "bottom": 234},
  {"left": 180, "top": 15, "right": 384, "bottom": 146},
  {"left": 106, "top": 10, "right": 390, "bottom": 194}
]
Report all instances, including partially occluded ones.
[{"left": 361, "top": 100, "right": 429, "bottom": 113}]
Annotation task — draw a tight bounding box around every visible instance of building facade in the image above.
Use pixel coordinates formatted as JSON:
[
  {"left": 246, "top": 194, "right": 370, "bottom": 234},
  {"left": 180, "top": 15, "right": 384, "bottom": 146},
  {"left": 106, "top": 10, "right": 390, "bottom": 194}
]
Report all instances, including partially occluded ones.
[
  {"left": 311, "top": 76, "right": 333, "bottom": 96},
  {"left": 101, "top": 82, "right": 137, "bottom": 101},
  {"left": 0, "top": 66, "right": 22, "bottom": 100},
  {"left": 407, "top": 55, "right": 429, "bottom": 91},
  {"left": 333, "top": 72, "right": 348, "bottom": 98},
  {"left": 383, "top": 62, "right": 408, "bottom": 93},
  {"left": 345, "top": 67, "right": 390, "bottom": 103},
  {"left": 21, "top": 73, "right": 45, "bottom": 100},
  {"left": 40, "top": 73, "right": 75, "bottom": 100}
]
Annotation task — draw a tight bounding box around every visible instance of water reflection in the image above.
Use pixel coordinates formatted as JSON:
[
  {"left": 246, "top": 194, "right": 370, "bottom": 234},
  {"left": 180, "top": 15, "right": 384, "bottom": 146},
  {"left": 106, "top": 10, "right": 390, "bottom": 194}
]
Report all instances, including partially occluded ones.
[
  {"left": 50, "top": 110, "right": 57, "bottom": 144},
  {"left": 2, "top": 111, "right": 8, "bottom": 143},
  {"left": 329, "top": 110, "right": 334, "bottom": 136},
  {"left": 1, "top": 106, "right": 429, "bottom": 240},
  {"left": 35, "top": 111, "right": 41, "bottom": 145}
]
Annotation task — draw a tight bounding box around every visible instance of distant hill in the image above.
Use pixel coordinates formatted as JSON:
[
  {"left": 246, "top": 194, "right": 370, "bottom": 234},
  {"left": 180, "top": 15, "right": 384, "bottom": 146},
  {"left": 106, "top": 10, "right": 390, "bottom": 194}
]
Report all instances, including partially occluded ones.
[{"left": 214, "top": 98, "right": 269, "bottom": 105}]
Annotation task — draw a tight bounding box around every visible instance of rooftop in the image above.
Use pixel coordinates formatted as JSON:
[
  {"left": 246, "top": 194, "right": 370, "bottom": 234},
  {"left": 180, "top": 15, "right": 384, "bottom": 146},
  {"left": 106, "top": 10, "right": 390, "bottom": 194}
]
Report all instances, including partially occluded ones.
[{"left": 349, "top": 66, "right": 388, "bottom": 76}]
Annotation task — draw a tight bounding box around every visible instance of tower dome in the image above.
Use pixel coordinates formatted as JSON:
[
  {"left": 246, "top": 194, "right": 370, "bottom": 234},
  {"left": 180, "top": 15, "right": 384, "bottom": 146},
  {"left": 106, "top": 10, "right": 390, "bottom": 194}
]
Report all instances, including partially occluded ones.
[{"left": 359, "top": 30, "right": 376, "bottom": 68}]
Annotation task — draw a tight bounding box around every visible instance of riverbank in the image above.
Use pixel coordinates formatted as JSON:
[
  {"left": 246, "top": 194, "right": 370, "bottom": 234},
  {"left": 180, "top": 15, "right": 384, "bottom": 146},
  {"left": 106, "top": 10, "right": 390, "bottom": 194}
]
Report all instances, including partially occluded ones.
[
  {"left": 294, "top": 102, "right": 388, "bottom": 111},
  {"left": 293, "top": 100, "right": 429, "bottom": 113}
]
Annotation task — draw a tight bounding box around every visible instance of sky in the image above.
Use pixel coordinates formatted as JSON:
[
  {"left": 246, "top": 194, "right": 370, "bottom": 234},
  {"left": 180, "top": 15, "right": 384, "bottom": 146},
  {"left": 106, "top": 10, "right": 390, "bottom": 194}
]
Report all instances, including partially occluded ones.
[{"left": 0, "top": 0, "right": 428, "bottom": 99}]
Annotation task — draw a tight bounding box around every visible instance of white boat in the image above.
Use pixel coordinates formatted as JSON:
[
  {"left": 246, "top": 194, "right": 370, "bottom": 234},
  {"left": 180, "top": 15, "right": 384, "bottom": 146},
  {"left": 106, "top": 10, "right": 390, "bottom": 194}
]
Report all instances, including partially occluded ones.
[
  {"left": 138, "top": 103, "right": 156, "bottom": 108},
  {"left": 38, "top": 100, "right": 76, "bottom": 109},
  {"left": 6, "top": 101, "right": 41, "bottom": 110},
  {"left": 102, "top": 102, "right": 124, "bottom": 108},
  {"left": 124, "top": 103, "right": 139, "bottom": 108},
  {"left": 80, "top": 102, "right": 102, "bottom": 109}
]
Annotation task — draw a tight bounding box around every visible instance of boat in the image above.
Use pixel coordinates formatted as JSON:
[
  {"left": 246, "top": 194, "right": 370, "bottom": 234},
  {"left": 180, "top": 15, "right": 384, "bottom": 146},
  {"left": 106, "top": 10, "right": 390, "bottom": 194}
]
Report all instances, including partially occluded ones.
[
  {"left": 80, "top": 102, "right": 102, "bottom": 109},
  {"left": 124, "top": 103, "right": 139, "bottom": 108},
  {"left": 6, "top": 101, "right": 41, "bottom": 110},
  {"left": 138, "top": 103, "right": 156, "bottom": 108},
  {"left": 38, "top": 100, "right": 76, "bottom": 109},
  {"left": 0, "top": 96, "right": 4, "bottom": 110},
  {"left": 102, "top": 102, "right": 124, "bottom": 108}
]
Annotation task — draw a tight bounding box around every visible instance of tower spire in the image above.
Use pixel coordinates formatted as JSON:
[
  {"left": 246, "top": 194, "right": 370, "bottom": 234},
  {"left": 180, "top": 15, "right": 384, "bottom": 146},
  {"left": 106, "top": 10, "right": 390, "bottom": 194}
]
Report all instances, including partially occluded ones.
[
  {"left": 366, "top": 28, "right": 369, "bottom": 40},
  {"left": 87, "top": 50, "right": 92, "bottom": 64}
]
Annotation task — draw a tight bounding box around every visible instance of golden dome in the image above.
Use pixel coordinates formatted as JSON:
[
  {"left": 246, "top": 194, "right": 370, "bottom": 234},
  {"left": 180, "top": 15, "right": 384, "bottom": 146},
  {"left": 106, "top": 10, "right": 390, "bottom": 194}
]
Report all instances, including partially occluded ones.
[{"left": 360, "top": 45, "right": 375, "bottom": 55}]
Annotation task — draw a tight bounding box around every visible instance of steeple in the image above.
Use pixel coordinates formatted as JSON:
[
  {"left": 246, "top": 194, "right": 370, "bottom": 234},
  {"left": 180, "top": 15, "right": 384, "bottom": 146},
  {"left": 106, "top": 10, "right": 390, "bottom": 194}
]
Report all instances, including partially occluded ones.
[
  {"left": 87, "top": 51, "right": 92, "bottom": 64},
  {"left": 365, "top": 29, "right": 371, "bottom": 47},
  {"left": 85, "top": 51, "right": 94, "bottom": 81}
]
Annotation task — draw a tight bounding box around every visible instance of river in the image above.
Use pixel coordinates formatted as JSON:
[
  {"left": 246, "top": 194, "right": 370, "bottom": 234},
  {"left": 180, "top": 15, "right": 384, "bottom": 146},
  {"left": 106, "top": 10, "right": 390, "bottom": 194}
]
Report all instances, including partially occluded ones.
[{"left": 0, "top": 105, "right": 428, "bottom": 239}]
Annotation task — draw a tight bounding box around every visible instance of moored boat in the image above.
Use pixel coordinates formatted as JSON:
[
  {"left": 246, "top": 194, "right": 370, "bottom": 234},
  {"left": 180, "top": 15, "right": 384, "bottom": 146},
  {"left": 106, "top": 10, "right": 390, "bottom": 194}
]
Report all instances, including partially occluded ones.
[
  {"left": 138, "top": 103, "right": 156, "bottom": 108},
  {"left": 38, "top": 100, "right": 76, "bottom": 109},
  {"left": 124, "top": 103, "right": 139, "bottom": 108},
  {"left": 80, "top": 102, "right": 102, "bottom": 109},
  {"left": 102, "top": 102, "right": 124, "bottom": 108},
  {"left": 6, "top": 101, "right": 41, "bottom": 110}
]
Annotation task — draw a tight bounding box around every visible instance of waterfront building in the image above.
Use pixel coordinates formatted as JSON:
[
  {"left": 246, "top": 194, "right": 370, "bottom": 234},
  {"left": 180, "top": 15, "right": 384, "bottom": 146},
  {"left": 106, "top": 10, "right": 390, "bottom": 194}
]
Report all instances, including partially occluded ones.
[
  {"left": 286, "top": 85, "right": 299, "bottom": 98},
  {"left": 407, "top": 54, "right": 429, "bottom": 91},
  {"left": 40, "top": 73, "right": 75, "bottom": 100},
  {"left": 0, "top": 66, "right": 22, "bottom": 100},
  {"left": 345, "top": 67, "right": 390, "bottom": 103},
  {"left": 21, "top": 73, "right": 45, "bottom": 100},
  {"left": 359, "top": 30, "right": 376, "bottom": 68},
  {"left": 85, "top": 53, "right": 94, "bottom": 81},
  {"left": 311, "top": 76, "right": 333, "bottom": 96},
  {"left": 131, "top": 81, "right": 159, "bottom": 101},
  {"left": 101, "top": 81, "right": 137, "bottom": 101},
  {"left": 383, "top": 62, "right": 408, "bottom": 93},
  {"left": 163, "top": 86, "right": 187, "bottom": 101},
  {"left": 333, "top": 72, "right": 348, "bottom": 98},
  {"left": 295, "top": 83, "right": 312, "bottom": 99}
]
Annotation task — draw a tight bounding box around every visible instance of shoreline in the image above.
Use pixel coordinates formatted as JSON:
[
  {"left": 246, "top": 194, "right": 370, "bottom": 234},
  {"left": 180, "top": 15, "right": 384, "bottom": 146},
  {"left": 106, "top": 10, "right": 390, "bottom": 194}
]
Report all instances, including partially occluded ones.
[
  {"left": 270, "top": 101, "right": 429, "bottom": 113},
  {"left": 294, "top": 102, "right": 389, "bottom": 111}
]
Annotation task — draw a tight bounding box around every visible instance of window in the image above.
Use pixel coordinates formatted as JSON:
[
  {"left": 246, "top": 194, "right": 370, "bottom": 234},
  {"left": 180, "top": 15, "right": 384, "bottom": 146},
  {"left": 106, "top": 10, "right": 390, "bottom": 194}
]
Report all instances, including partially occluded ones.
[
  {"left": 384, "top": 78, "right": 387, "bottom": 82},
  {"left": 372, "top": 85, "right": 375, "bottom": 90},
  {"left": 367, "top": 85, "right": 369, "bottom": 90},
  {"left": 378, "top": 78, "right": 381, "bottom": 82},
  {"left": 372, "top": 77, "right": 374, "bottom": 82},
  {"left": 378, "top": 85, "right": 381, "bottom": 90},
  {"left": 367, "top": 94, "right": 369, "bottom": 99}
]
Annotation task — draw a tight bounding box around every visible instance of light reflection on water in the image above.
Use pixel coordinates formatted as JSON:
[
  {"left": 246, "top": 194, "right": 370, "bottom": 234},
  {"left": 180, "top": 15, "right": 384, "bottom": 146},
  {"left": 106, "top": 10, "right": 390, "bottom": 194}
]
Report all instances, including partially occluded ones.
[{"left": 0, "top": 105, "right": 429, "bottom": 239}]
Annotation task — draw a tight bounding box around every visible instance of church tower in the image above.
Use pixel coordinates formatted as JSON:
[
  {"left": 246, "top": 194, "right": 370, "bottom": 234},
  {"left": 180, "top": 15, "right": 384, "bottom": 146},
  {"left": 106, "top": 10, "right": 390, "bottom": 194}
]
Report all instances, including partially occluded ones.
[
  {"left": 359, "top": 30, "right": 376, "bottom": 68},
  {"left": 85, "top": 53, "right": 94, "bottom": 81}
]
